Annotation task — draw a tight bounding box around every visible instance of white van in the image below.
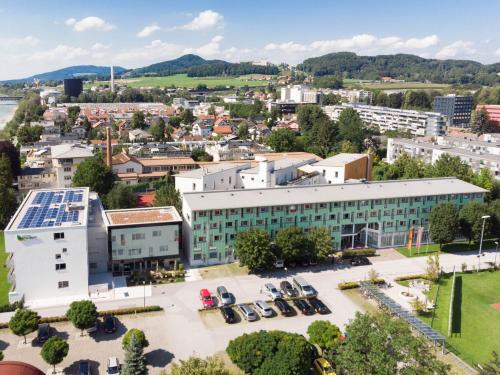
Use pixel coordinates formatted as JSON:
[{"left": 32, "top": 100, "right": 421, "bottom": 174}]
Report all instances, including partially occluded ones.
[{"left": 292, "top": 276, "right": 317, "bottom": 297}]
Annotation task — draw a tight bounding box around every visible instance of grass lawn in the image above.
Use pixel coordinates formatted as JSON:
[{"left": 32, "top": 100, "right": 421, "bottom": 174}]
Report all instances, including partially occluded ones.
[
  {"left": 90, "top": 74, "right": 271, "bottom": 89},
  {"left": 0, "top": 232, "right": 11, "bottom": 305},
  {"left": 199, "top": 262, "right": 249, "bottom": 280},
  {"left": 421, "top": 270, "right": 500, "bottom": 367},
  {"left": 396, "top": 240, "right": 497, "bottom": 258},
  {"left": 346, "top": 82, "right": 449, "bottom": 90}
]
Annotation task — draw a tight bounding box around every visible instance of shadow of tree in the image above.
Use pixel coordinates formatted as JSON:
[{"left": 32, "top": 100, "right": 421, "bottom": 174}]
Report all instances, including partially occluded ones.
[
  {"left": 451, "top": 275, "right": 462, "bottom": 335},
  {"left": 146, "top": 348, "right": 175, "bottom": 368}
]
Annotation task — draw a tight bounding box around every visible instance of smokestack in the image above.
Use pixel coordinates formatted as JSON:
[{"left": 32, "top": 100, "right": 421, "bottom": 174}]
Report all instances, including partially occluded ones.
[
  {"left": 110, "top": 66, "right": 115, "bottom": 93},
  {"left": 106, "top": 127, "right": 112, "bottom": 168}
]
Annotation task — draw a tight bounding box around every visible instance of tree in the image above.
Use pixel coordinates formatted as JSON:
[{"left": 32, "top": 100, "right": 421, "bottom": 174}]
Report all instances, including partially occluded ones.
[
  {"left": 235, "top": 229, "right": 274, "bottom": 272},
  {"left": 480, "top": 351, "right": 500, "bottom": 375},
  {"left": 227, "top": 330, "right": 313, "bottom": 375},
  {"left": 131, "top": 111, "right": 146, "bottom": 129},
  {"left": 337, "top": 107, "right": 367, "bottom": 152},
  {"left": 121, "top": 334, "right": 148, "bottom": 375},
  {"left": 489, "top": 199, "right": 500, "bottom": 239},
  {"left": 308, "top": 227, "right": 334, "bottom": 260},
  {"left": 429, "top": 203, "right": 459, "bottom": 249},
  {"left": 431, "top": 154, "right": 473, "bottom": 182},
  {"left": 426, "top": 254, "right": 440, "bottom": 282},
  {"left": 122, "top": 328, "right": 149, "bottom": 350},
  {"left": 267, "top": 128, "right": 299, "bottom": 152},
  {"left": 0, "top": 154, "right": 13, "bottom": 186},
  {"left": 191, "top": 148, "right": 213, "bottom": 162},
  {"left": 473, "top": 168, "right": 494, "bottom": 191},
  {"left": 150, "top": 118, "right": 166, "bottom": 142},
  {"left": 169, "top": 355, "right": 231, "bottom": 375},
  {"left": 297, "top": 105, "right": 329, "bottom": 133},
  {"left": 154, "top": 182, "right": 182, "bottom": 213},
  {"left": 459, "top": 201, "right": 492, "bottom": 243},
  {"left": 9, "top": 308, "right": 40, "bottom": 344},
  {"left": 165, "top": 124, "right": 174, "bottom": 142},
  {"left": 65, "top": 300, "right": 98, "bottom": 336},
  {"left": 0, "top": 140, "right": 21, "bottom": 177},
  {"left": 105, "top": 184, "right": 137, "bottom": 210},
  {"left": 321, "top": 93, "right": 341, "bottom": 105},
  {"left": 168, "top": 116, "right": 181, "bottom": 128},
  {"left": 275, "top": 227, "right": 311, "bottom": 263},
  {"left": 180, "top": 109, "right": 195, "bottom": 125},
  {"left": 0, "top": 350, "right": 3, "bottom": 361},
  {"left": 16, "top": 124, "right": 44, "bottom": 144},
  {"left": 471, "top": 107, "right": 496, "bottom": 135},
  {"left": 367, "top": 268, "right": 380, "bottom": 283},
  {"left": 72, "top": 157, "right": 115, "bottom": 196},
  {"left": 0, "top": 184, "right": 18, "bottom": 229},
  {"left": 313, "top": 75, "right": 343, "bottom": 89},
  {"left": 307, "top": 118, "right": 338, "bottom": 157},
  {"left": 410, "top": 298, "right": 427, "bottom": 314},
  {"left": 237, "top": 122, "right": 249, "bottom": 139},
  {"left": 336, "top": 312, "right": 449, "bottom": 375},
  {"left": 41, "top": 337, "right": 69, "bottom": 374},
  {"left": 307, "top": 320, "right": 342, "bottom": 353}
]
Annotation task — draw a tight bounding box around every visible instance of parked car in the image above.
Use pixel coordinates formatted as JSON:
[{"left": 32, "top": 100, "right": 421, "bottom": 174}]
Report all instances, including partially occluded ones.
[
  {"left": 280, "top": 280, "right": 297, "bottom": 297},
  {"left": 261, "top": 283, "right": 282, "bottom": 300},
  {"left": 350, "top": 256, "right": 370, "bottom": 266},
  {"left": 254, "top": 300, "right": 273, "bottom": 317},
  {"left": 292, "top": 276, "right": 317, "bottom": 297},
  {"left": 309, "top": 298, "right": 330, "bottom": 314},
  {"left": 106, "top": 357, "right": 120, "bottom": 375},
  {"left": 274, "top": 259, "right": 284, "bottom": 268},
  {"left": 293, "top": 299, "right": 314, "bottom": 315},
  {"left": 274, "top": 298, "right": 293, "bottom": 316},
  {"left": 238, "top": 304, "right": 257, "bottom": 321},
  {"left": 220, "top": 306, "right": 236, "bottom": 324},
  {"left": 37, "top": 323, "right": 51, "bottom": 343},
  {"left": 313, "top": 357, "right": 336, "bottom": 375},
  {"left": 103, "top": 315, "right": 117, "bottom": 334},
  {"left": 200, "top": 288, "right": 215, "bottom": 308},
  {"left": 78, "top": 361, "right": 91, "bottom": 375},
  {"left": 216, "top": 286, "right": 232, "bottom": 305}
]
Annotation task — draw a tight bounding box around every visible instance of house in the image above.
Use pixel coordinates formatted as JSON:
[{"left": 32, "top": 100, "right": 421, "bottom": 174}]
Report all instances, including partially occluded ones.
[
  {"left": 213, "top": 125, "right": 234, "bottom": 136},
  {"left": 50, "top": 143, "right": 94, "bottom": 188},
  {"left": 192, "top": 122, "right": 213, "bottom": 138},
  {"left": 129, "top": 129, "right": 153, "bottom": 142}
]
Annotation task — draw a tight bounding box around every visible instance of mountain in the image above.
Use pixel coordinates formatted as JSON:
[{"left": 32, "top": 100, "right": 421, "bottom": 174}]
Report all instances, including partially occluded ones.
[
  {"left": 298, "top": 52, "right": 500, "bottom": 85},
  {"left": 127, "top": 54, "right": 279, "bottom": 78},
  {"left": 2, "top": 65, "right": 127, "bottom": 83}
]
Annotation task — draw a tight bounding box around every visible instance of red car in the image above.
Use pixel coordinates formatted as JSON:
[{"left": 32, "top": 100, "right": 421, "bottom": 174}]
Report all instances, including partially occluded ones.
[{"left": 200, "top": 289, "right": 214, "bottom": 308}]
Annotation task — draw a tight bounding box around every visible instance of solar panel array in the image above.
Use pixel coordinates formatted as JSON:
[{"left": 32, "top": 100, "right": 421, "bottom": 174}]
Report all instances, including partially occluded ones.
[
  {"left": 18, "top": 190, "right": 85, "bottom": 229},
  {"left": 359, "top": 281, "right": 445, "bottom": 344}
]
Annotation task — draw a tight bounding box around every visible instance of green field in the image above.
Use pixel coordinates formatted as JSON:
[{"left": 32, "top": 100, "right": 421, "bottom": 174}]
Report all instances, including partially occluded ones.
[
  {"left": 396, "top": 240, "right": 497, "bottom": 258},
  {"left": 92, "top": 74, "right": 273, "bottom": 89},
  {"left": 0, "top": 232, "right": 11, "bottom": 305},
  {"left": 421, "top": 271, "right": 500, "bottom": 367},
  {"left": 347, "top": 82, "right": 450, "bottom": 91}
]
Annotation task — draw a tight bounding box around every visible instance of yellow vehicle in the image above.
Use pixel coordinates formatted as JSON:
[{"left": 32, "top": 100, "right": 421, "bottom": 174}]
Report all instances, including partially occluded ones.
[{"left": 313, "top": 357, "right": 336, "bottom": 375}]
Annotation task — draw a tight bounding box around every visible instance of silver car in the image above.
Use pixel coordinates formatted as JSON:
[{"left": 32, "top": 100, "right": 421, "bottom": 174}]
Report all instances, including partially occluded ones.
[
  {"left": 261, "top": 283, "right": 282, "bottom": 300},
  {"left": 238, "top": 304, "right": 257, "bottom": 321},
  {"left": 254, "top": 300, "right": 273, "bottom": 317},
  {"left": 216, "top": 286, "right": 232, "bottom": 305}
]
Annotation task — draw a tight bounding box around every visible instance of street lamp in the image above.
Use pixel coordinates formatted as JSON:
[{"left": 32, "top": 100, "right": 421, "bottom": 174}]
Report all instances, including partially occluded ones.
[
  {"left": 494, "top": 241, "right": 499, "bottom": 268},
  {"left": 477, "top": 215, "right": 490, "bottom": 272},
  {"left": 143, "top": 280, "right": 146, "bottom": 308}
]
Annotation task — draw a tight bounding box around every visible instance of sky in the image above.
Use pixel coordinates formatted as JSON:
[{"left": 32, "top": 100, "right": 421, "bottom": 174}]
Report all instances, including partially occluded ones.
[{"left": 1, "top": 0, "right": 500, "bottom": 80}]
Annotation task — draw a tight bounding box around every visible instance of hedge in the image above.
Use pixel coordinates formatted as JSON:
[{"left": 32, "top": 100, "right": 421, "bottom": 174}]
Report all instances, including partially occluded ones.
[
  {"left": 394, "top": 274, "right": 432, "bottom": 282},
  {"left": 338, "top": 281, "right": 360, "bottom": 290},
  {"left": 0, "top": 305, "right": 163, "bottom": 330},
  {"left": 0, "top": 301, "right": 23, "bottom": 313},
  {"left": 341, "top": 249, "right": 377, "bottom": 259}
]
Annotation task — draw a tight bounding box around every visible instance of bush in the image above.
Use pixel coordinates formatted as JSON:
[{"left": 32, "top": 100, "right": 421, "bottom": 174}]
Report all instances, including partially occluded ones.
[
  {"left": 0, "top": 301, "right": 23, "bottom": 313},
  {"left": 341, "top": 249, "right": 376, "bottom": 259},
  {"left": 394, "top": 274, "right": 432, "bottom": 282},
  {"left": 338, "top": 281, "right": 360, "bottom": 290}
]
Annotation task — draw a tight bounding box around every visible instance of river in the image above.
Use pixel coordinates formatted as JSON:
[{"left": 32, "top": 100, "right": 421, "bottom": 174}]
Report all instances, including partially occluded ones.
[{"left": 0, "top": 101, "right": 18, "bottom": 130}]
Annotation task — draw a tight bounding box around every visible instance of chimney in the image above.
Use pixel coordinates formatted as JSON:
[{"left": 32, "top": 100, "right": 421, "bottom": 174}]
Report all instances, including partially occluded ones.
[
  {"left": 106, "top": 127, "right": 112, "bottom": 168},
  {"left": 110, "top": 66, "right": 115, "bottom": 93}
]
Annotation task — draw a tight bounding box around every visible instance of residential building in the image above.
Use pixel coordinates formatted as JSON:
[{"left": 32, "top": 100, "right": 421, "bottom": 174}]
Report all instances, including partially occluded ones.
[
  {"left": 387, "top": 137, "right": 500, "bottom": 179},
  {"left": 17, "top": 168, "right": 56, "bottom": 194},
  {"left": 103, "top": 207, "right": 182, "bottom": 275},
  {"left": 181, "top": 178, "right": 485, "bottom": 266},
  {"left": 50, "top": 144, "right": 94, "bottom": 188},
  {"left": 476, "top": 105, "right": 500, "bottom": 127},
  {"left": 323, "top": 103, "right": 447, "bottom": 136},
  {"left": 280, "top": 85, "right": 319, "bottom": 104},
  {"left": 433, "top": 95, "right": 473, "bottom": 128},
  {"left": 321, "top": 89, "right": 372, "bottom": 104},
  {"left": 302, "top": 153, "right": 372, "bottom": 184},
  {"left": 128, "top": 129, "right": 153, "bottom": 142}
]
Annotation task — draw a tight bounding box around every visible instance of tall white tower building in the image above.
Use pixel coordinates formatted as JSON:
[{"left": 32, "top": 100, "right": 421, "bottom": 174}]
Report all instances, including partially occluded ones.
[{"left": 110, "top": 65, "right": 115, "bottom": 93}]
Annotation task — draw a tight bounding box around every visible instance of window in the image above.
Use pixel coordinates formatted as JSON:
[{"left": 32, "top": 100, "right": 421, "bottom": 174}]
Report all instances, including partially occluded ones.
[
  {"left": 230, "top": 209, "right": 237, "bottom": 215},
  {"left": 58, "top": 281, "right": 69, "bottom": 289},
  {"left": 343, "top": 213, "right": 350, "bottom": 220},
  {"left": 300, "top": 216, "right": 308, "bottom": 222},
  {"left": 240, "top": 221, "right": 248, "bottom": 227},
  {"left": 55, "top": 263, "right": 66, "bottom": 271},
  {"left": 304, "top": 204, "right": 312, "bottom": 209},
  {"left": 120, "top": 234, "right": 126, "bottom": 246},
  {"left": 62, "top": 248, "right": 67, "bottom": 253},
  {"left": 54, "top": 232, "right": 65, "bottom": 240},
  {"left": 409, "top": 208, "right": 416, "bottom": 214},
  {"left": 132, "top": 233, "right": 145, "bottom": 240},
  {"left": 214, "top": 210, "right": 222, "bottom": 216},
  {"left": 260, "top": 207, "right": 268, "bottom": 213},
  {"left": 193, "top": 253, "right": 202, "bottom": 261},
  {"left": 384, "top": 210, "right": 391, "bottom": 216},
  {"left": 399, "top": 220, "right": 406, "bottom": 226},
  {"left": 214, "top": 235, "right": 221, "bottom": 241},
  {"left": 347, "top": 201, "right": 355, "bottom": 207},
  {"left": 335, "top": 171, "right": 339, "bottom": 178},
  {"left": 357, "top": 212, "right": 364, "bottom": 218},
  {"left": 152, "top": 230, "right": 162, "bottom": 237},
  {"left": 198, "top": 211, "right": 207, "bottom": 217},
  {"left": 285, "top": 217, "right": 294, "bottom": 223},
  {"left": 396, "top": 209, "right": 404, "bottom": 215},
  {"left": 159, "top": 246, "right": 167, "bottom": 252},
  {"left": 245, "top": 208, "right": 253, "bottom": 213},
  {"left": 55, "top": 254, "right": 61, "bottom": 260},
  {"left": 194, "top": 224, "right": 202, "bottom": 230},
  {"left": 64, "top": 176, "right": 72, "bottom": 180},
  {"left": 385, "top": 222, "right": 394, "bottom": 228},
  {"left": 128, "top": 249, "right": 141, "bottom": 256},
  {"left": 126, "top": 168, "right": 135, "bottom": 173},
  {"left": 329, "top": 214, "right": 336, "bottom": 220},
  {"left": 210, "top": 223, "right": 218, "bottom": 229},
  {"left": 370, "top": 211, "right": 378, "bottom": 217},
  {"left": 63, "top": 167, "right": 71, "bottom": 172},
  {"left": 333, "top": 202, "right": 340, "bottom": 208},
  {"left": 256, "top": 219, "right": 265, "bottom": 225},
  {"left": 89, "top": 263, "right": 97, "bottom": 269},
  {"left": 319, "top": 203, "right": 327, "bottom": 208},
  {"left": 111, "top": 236, "right": 116, "bottom": 242},
  {"left": 271, "top": 218, "right": 278, "bottom": 224},
  {"left": 209, "top": 251, "right": 218, "bottom": 259},
  {"left": 225, "top": 222, "right": 233, "bottom": 228},
  {"left": 315, "top": 215, "right": 322, "bottom": 221},
  {"left": 198, "top": 236, "right": 206, "bottom": 242}
]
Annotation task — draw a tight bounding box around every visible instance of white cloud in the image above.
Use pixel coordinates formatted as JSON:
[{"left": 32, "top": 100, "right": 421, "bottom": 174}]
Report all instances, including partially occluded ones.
[
  {"left": 436, "top": 40, "right": 476, "bottom": 59},
  {"left": 177, "top": 10, "right": 223, "bottom": 30},
  {"left": 28, "top": 44, "right": 89, "bottom": 62},
  {"left": 183, "top": 35, "right": 224, "bottom": 57},
  {"left": 0, "top": 35, "right": 40, "bottom": 49},
  {"left": 265, "top": 41, "right": 309, "bottom": 53},
  {"left": 91, "top": 42, "right": 110, "bottom": 51},
  {"left": 137, "top": 23, "right": 160, "bottom": 38},
  {"left": 495, "top": 48, "right": 500, "bottom": 56},
  {"left": 65, "top": 16, "right": 115, "bottom": 32},
  {"left": 114, "top": 40, "right": 182, "bottom": 66}
]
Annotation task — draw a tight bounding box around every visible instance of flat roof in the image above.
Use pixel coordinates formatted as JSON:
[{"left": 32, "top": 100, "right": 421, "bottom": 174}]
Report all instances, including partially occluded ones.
[
  {"left": 314, "top": 153, "right": 367, "bottom": 167},
  {"left": 50, "top": 144, "right": 93, "bottom": 159},
  {"left": 240, "top": 157, "right": 315, "bottom": 174},
  {"left": 176, "top": 162, "right": 250, "bottom": 179},
  {"left": 105, "top": 206, "right": 181, "bottom": 226},
  {"left": 7, "top": 188, "right": 89, "bottom": 231},
  {"left": 182, "top": 178, "right": 486, "bottom": 211}
]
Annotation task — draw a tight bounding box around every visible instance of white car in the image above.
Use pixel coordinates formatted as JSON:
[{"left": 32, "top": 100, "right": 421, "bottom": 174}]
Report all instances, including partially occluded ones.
[
  {"left": 254, "top": 300, "right": 273, "bottom": 317},
  {"left": 106, "top": 357, "right": 120, "bottom": 375},
  {"left": 261, "top": 283, "right": 282, "bottom": 300}
]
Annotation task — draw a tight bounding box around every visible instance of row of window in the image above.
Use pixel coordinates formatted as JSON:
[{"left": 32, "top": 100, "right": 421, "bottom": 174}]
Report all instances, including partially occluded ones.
[
  {"left": 112, "top": 230, "right": 176, "bottom": 245},
  {"left": 111, "top": 245, "right": 169, "bottom": 257}
]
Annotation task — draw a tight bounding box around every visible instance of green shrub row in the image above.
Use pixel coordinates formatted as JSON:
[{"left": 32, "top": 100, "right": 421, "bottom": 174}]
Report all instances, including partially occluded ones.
[
  {"left": 341, "top": 249, "right": 377, "bottom": 259},
  {"left": 338, "top": 281, "right": 360, "bottom": 290},
  {"left": 0, "top": 301, "right": 23, "bottom": 313},
  {"left": 394, "top": 274, "right": 431, "bottom": 282}
]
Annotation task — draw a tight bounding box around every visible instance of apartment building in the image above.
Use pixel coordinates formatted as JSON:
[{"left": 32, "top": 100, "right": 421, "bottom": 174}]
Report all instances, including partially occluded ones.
[
  {"left": 280, "top": 85, "right": 319, "bottom": 104},
  {"left": 181, "top": 178, "right": 485, "bottom": 266},
  {"left": 321, "top": 89, "right": 373, "bottom": 104},
  {"left": 103, "top": 207, "right": 182, "bottom": 276},
  {"left": 433, "top": 95, "right": 473, "bottom": 128},
  {"left": 323, "top": 103, "right": 447, "bottom": 136},
  {"left": 302, "top": 153, "right": 372, "bottom": 184},
  {"left": 51, "top": 144, "right": 94, "bottom": 188},
  {"left": 387, "top": 137, "right": 500, "bottom": 179},
  {"left": 17, "top": 168, "right": 57, "bottom": 194}
]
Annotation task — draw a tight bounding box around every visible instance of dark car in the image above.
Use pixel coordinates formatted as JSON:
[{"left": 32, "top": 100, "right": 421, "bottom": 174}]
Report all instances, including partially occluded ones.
[
  {"left": 350, "top": 256, "right": 371, "bottom": 266},
  {"left": 37, "top": 323, "right": 51, "bottom": 343},
  {"left": 274, "top": 298, "right": 293, "bottom": 316},
  {"left": 279, "top": 280, "right": 297, "bottom": 297},
  {"left": 293, "top": 299, "right": 314, "bottom": 315},
  {"left": 78, "top": 361, "right": 91, "bottom": 375},
  {"left": 309, "top": 298, "right": 330, "bottom": 315},
  {"left": 220, "top": 306, "right": 236, "bottom": 324},
  {"left": 103, "top": 315, "right": 117, "bottom": 334}
]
